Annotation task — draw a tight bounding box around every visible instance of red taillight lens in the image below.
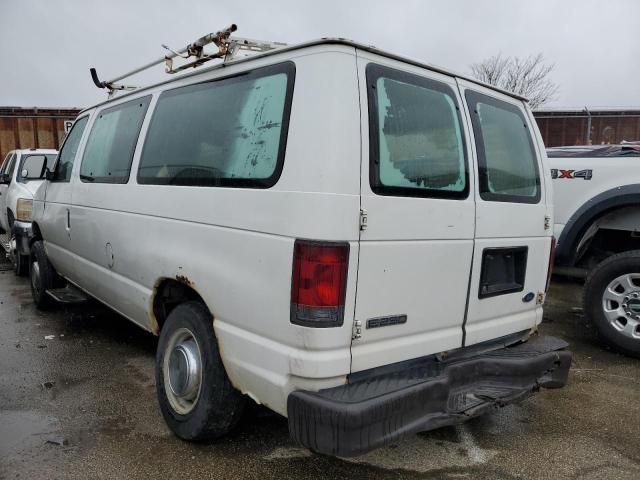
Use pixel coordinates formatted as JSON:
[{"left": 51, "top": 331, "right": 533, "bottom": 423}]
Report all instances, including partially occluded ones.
[
  {"left": 546, "top": 237, "right": 557, "bottom": 292},
  {"left": 291, "top": 240, "right": 349, "bottom": 327}
]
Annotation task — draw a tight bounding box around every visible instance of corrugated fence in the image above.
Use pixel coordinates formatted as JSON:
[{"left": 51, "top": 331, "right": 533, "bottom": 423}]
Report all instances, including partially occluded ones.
[
  {"left": 0, "top": 107, "right": 81, "bottom": 161},
  {"left": 534, "top": 109, "right": 640, "bottom": 147}
]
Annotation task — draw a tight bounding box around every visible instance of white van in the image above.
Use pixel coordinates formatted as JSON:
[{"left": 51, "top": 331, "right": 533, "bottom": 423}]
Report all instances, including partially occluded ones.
[
  {"left": 30, "top": 38, "right": 570, "bottom": 457},
  {"left": 0, "top": 148, "right": 57, "bottom": 275}
]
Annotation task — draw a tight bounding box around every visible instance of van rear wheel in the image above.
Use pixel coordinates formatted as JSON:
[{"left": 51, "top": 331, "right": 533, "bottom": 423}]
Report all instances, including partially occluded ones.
[
  {"left": 584, "top": 251, "right": 640, "bottom": 358},
  {"left": 156, "top": 301, "right": 246, "bottom": 440}
]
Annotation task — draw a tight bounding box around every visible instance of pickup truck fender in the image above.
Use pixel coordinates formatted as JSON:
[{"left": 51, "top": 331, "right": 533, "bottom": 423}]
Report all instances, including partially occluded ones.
[{"left": 556, "top": 183, "right": 640, "bottom": 266}]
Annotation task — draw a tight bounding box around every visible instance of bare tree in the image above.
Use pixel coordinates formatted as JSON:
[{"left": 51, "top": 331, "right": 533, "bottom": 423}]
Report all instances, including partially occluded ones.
[{"left": 470, "top": 53, "right": 558, "bottom": 109}]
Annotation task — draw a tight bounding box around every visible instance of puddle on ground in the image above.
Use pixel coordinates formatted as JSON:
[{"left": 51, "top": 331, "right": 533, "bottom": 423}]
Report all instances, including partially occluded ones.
[
  {"left": 342, "top": 424, "right": 498, "bottom": 473},
  {"left": 263, "top": 424, "right": 498, "bottom": 473},
  {"left": 0, "top": 410, "right": 61, "bottom": 457}
]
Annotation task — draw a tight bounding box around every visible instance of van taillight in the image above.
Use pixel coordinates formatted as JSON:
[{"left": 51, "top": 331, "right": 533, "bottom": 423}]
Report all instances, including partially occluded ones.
[
  {"left": 546, "top": 237, "right": 557, "bottom": 292},
  {"left": 291, "top": 240, "right": 349, "bottom": 327}
]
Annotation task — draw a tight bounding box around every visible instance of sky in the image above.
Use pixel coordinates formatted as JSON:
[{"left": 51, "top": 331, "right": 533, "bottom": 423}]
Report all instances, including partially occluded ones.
[{"left": 1, "top": 0, "right": 639, "bottom": 110}]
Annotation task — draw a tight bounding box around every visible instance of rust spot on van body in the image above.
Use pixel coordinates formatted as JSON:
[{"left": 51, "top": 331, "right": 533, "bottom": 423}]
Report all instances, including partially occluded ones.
[
  {"left": 148, "top": 282, "right": 161, "bottom": 335},
  {"left": 175, "top": 274, "right": 194, "bottom": 287}
]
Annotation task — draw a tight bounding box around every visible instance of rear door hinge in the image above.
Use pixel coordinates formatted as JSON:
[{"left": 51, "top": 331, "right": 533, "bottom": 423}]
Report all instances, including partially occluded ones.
[
  {"left": 352, "top": 320, "right": 362, "bottom": 340},
  {"left": 359, "top": 209, "right": 368, "bottom": 231},
  {"left": 544, "top": 215, "right": 551, "bottom": 230}
]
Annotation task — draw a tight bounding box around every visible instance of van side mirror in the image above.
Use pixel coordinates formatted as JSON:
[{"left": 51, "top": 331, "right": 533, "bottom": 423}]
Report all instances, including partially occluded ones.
[
  {"left": 45, "top": 168, "right": 55, "bottom": 181},
  {"left": 0, "top": 173, "right": 9, "bottom": 184}
]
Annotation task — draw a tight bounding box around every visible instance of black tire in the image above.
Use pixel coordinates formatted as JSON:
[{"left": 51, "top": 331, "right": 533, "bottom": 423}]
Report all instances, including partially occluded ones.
[
  {"left": 12, "top": 238, "right": 29, "bottom": 277},
  {"left": 16, "top": 253, "right": 28, "bottom": 277},
  {"left": 10, "top": 225, "right": 28, "bottom": 277},
  {"left": 29, "top": 240, "right": 62, "bottom": 309},
  {"left": 584, "top": 250, "right": 640, "bottom": 358},
  {"left": 156, "top": 301, "right": 246, "bottom": 441}
]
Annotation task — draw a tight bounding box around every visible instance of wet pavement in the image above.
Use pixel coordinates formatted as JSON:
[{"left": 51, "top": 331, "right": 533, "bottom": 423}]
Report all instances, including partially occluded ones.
[{"left": 1, "top": 262, "right": 639, "bottom": 480}]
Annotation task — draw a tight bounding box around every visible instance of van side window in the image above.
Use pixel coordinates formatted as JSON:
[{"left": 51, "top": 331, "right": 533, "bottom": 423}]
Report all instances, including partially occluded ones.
[
  {"left": 465, "top": 91, "right": 540, "bottom": 203},
  {"left": 80, "top": 97, "right": 151, "bottom": 183},
  {"left": 137, "top": 62, "right": 295, "bottom": 188},
  {"left": 367, "top": 64, "right": 468, "bottom": 199},
  {"left": 53, "top": 116, "right": 89, "bottom": 182}
]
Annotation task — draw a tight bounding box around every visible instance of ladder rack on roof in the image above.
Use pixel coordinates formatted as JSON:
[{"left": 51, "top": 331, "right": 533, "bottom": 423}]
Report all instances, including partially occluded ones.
[{"left": 89, "top": 24, "right": 287, "bottom": 97}]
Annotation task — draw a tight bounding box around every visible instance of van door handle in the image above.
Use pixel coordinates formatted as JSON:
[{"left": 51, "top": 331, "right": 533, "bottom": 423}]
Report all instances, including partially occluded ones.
[{"left": 66, "top": 209, "right": 70, "bottom": 230}]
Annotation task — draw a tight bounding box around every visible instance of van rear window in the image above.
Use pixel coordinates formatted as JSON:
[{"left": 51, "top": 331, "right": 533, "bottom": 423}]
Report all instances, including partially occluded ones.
[
  {"left": 465, "top": 91, "right": 541, "bottom": 204},
  {"left": 138, "top": 62, "right": 295, "bottom": 188},
  {"left": 367, "top": 64, "right": 468, "bottom": 199}
]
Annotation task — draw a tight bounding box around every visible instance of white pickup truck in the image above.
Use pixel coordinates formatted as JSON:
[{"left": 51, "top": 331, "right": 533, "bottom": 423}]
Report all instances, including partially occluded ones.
[{"left": 548, "top": 144, "right": 640, "bottom": 357}]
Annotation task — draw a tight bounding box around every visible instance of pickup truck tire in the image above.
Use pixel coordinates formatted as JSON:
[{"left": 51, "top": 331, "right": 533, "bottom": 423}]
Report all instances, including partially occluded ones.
[
  {"left": 14, "top": 252, "right": 28, "bottom": 277},
  {"left": 156, "top": 301, "right": 246, "bottom": 441},
  {"left": 29, "top": 240, "right": 61, "bottom": 310},
  {"left": 584, "top": 251, "right": 640, "bottom": 358},
  {"left": 11, "top": 233, "right": 28, "bottom": 277}
]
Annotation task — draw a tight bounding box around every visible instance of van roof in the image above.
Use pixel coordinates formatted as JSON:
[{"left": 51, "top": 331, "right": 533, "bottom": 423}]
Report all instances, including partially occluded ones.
[{"left": 80, "top": 38, "right": 528, "bottom": 114}]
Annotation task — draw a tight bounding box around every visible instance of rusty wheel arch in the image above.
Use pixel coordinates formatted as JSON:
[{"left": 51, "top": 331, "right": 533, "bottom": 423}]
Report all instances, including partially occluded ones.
[{"left": 150, "top": 277, "right": 208, "bottom": 335}]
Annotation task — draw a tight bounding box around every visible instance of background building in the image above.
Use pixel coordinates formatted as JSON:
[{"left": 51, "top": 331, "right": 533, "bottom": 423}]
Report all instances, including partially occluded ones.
[
  {"left": 0, "top": 107, "right": 81, "bottom": 161},
  {"left": 534, "top": 107, "right": 640, "bottom": 147}
]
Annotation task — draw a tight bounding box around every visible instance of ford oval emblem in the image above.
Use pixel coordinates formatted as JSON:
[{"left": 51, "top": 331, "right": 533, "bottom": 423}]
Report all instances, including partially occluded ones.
[{"left": 522, "top": 292, "right": 535, "bottom": 303}]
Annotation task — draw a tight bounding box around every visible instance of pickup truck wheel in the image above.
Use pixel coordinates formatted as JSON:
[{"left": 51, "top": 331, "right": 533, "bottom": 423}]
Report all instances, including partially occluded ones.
[
  {"left": 156, "top": 301, "right": 246, "bottom": 441},
  {"left": 29, "top": 241, "right": 59, "bottom": 309},
  {"left": 584, "top": 251, "right": 640, "bottom": 358}
]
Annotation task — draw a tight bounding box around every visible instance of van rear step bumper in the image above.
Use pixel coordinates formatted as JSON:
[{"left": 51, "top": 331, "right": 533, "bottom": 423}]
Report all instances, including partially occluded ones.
[{"left": 287, "top": 335, "right": 571, "bottom": 457}]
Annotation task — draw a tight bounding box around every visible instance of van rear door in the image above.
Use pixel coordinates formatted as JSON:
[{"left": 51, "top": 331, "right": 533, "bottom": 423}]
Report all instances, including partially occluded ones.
[
  {"left": 457, "top": 81, "right": 551, "bottom": 347},
  {"left": 351, "top": 54, "right": 476, "bottom": 373}
]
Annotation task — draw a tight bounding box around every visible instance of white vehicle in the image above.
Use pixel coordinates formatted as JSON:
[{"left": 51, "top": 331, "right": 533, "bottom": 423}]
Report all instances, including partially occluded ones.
[
  {"left": 29, "top": 29, "right": 570, "bottom": 457},
  {"left": 0, "top": 148, "right": 57, "bottom": 275},
  {"left": 548, "top": 144, "right": 640, "bottom": 357}
]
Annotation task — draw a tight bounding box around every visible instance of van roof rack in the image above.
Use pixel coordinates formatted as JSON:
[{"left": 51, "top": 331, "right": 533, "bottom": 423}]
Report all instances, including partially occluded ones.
[{"left": 89, "top": 24, "right": 287, "bottom": 97}]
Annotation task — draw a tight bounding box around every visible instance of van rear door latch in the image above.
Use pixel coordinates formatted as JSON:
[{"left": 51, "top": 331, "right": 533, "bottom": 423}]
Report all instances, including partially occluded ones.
[
  {"left": 359, "top": 209, "right": 368, "bottom": 231},
  {"left": 352, "top": 320, "right": 362, "bottom": 340}
]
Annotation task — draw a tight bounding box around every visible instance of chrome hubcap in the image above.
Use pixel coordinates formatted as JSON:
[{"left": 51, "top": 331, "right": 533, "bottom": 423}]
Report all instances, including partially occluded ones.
[
  {"left": 163, "top": 328, "right": 202, "bottom": 415},
  {"left": 602, "top": 273, "right": 640, "bottom": 340}
]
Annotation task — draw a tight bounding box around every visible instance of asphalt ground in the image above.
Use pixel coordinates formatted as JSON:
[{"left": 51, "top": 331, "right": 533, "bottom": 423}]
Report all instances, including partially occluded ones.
[{"left": 1, "top": 260, "right": 639, "bottom": 479}]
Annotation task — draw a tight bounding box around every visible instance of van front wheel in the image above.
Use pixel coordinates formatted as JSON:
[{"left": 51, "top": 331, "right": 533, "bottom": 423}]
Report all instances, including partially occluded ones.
[
  {"left": 584, "top": 251, "right": 640, "bottom": 358},
  {"left": 156, "top": 301, "right": 246, "bottom": 441}
]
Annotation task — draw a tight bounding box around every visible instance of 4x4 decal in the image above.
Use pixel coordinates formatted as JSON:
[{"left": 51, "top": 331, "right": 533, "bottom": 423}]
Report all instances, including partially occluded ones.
[{"left": 551, "top": 169, "right": 593, "bottom": 180}]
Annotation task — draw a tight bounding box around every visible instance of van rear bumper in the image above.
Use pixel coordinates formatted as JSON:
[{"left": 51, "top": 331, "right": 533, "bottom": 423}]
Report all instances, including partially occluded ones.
[{"left": 287, "top": 335, "right": 571, "bottom": 457}]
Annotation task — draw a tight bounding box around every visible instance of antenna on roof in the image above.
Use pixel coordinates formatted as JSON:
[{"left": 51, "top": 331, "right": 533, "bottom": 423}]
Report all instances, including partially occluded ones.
[{"left": 89, "top": 24, "right": 287, "bottom": 97}]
